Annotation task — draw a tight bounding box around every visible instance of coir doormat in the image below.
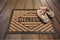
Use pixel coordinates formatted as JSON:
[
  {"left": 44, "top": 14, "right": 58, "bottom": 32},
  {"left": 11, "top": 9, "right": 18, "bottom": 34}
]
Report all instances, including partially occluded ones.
[{"left": 8, "top": 9, "right": 56, "bottom": 34}]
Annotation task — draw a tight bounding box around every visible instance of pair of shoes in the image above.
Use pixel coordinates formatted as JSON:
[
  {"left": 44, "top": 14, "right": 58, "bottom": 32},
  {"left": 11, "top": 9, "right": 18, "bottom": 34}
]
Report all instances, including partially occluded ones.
[{"left": 37, "top": 7, "right": 54, "bottom": 23}]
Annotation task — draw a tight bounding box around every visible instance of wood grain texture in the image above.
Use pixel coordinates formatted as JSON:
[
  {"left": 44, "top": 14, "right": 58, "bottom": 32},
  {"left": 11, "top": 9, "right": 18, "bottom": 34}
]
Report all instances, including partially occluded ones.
[
  {"left": 0, "top": 0, "right": 60, "bottom": 40},
  {"left": 0, "top": 0, "right": 8, "bottom": 12},
  {"left": 0, "top": 0, "right": 18, "bottom": 39}
]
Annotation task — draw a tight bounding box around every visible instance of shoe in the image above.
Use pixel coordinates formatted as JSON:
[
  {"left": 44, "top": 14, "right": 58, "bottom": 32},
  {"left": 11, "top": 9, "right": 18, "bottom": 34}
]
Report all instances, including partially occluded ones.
[
  {"left": 46, "top": 10, "right": 54, "bottom": 18},
  {"left": 37, "top": 10, "right": 50, "bottom": 23}
]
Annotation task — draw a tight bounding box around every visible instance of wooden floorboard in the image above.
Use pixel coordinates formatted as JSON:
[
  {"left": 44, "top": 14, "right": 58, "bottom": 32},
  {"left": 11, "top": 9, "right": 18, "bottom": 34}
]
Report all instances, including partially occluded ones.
[
  {"left": 0, "top": 0, "right": 18, "bottom": 39},
  {"left": 52, "top": 0, "right": 60, "bottom": 11},
  {"left": 33, "top": 0, "right": 41, "bottom": 9},
  {"left": 47, "top": 0, "right": 60, "bottom": 24},
  {"left": 15, "top": 0, "right": 26, "bottom": 9},
  {"left": 0, "top": 0, "right": 8, "bottom": 13},
  {"left": 25, "top": 0, "right": 33, "bottom": 9}
]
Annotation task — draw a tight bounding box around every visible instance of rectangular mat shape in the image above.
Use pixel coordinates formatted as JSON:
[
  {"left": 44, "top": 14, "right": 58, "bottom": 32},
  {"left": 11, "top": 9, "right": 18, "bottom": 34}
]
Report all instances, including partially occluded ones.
[{"left": 8, "top": 9, "right": 56, "bottom": 34}]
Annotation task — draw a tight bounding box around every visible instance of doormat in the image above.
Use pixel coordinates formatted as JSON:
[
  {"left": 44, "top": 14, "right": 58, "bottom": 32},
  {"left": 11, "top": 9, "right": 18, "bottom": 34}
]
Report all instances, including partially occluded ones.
[{"left": 8, "top": 9, "right": 56, "bottom": 34}]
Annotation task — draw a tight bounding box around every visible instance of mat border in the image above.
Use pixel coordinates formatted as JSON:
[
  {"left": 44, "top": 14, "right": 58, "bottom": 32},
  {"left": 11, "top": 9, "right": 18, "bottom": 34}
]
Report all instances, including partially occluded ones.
[{"left": 7, "top": 9, "right": 56, "bottom": 34}]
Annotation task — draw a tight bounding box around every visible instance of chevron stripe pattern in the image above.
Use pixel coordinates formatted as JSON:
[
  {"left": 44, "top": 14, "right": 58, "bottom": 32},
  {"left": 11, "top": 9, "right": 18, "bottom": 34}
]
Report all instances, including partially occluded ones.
[{"left": 9, "top": 9, "right": 55, "bottom": 33}]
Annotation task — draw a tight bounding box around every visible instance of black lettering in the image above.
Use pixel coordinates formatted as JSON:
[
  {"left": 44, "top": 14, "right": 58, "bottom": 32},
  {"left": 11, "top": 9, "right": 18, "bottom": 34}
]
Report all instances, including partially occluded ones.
[{"left": 18, "top": 17, "right": 40, "bottom": 22}]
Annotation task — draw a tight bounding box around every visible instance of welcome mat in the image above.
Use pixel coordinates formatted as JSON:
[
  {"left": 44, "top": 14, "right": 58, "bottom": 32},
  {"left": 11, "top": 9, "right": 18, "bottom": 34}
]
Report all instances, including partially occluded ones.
[{"left": 8, "top": 9, "right": 56, "bottom": 34}]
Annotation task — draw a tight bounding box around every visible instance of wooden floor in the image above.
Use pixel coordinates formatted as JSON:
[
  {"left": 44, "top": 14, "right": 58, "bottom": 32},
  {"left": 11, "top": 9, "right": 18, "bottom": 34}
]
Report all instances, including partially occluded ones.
[{"left": 0, "top": 0, "right": 60, "bottom": 40}]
